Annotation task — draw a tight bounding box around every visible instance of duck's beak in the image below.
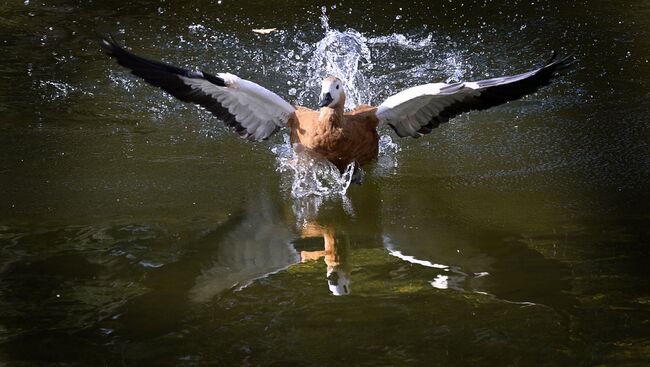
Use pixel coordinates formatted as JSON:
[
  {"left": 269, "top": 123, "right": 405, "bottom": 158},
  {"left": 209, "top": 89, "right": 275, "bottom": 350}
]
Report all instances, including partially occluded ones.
[{"left": 318, "top": 92, "right": 333, "bottom": 107}]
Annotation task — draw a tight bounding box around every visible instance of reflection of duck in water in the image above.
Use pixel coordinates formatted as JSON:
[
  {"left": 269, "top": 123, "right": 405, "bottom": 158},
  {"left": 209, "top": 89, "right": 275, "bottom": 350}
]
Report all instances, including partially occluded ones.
[
  {"left": 299, "top": 223, "right": 351, "bottom": 296},
  {"left": 188, "top": 198, "right": 300, "bottom": 302},
  {"left": 101, "top": 36, "right": 572, "bottom": 177}
]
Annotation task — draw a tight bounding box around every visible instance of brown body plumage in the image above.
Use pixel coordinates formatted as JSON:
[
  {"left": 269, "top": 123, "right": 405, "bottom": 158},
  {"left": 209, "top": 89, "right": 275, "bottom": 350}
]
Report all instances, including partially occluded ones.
[
  {"left": 289, "top": 104, "right": 379, "bottom": 172},
  {"left": 288, "top": 75, "right": 379, "bottom": 172}
]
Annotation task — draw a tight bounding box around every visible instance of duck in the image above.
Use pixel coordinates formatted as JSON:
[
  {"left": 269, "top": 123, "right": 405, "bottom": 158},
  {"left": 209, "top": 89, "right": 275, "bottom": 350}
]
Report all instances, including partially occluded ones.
[{"left": 100, "top": 35, "right": 573, "bottom": 174}]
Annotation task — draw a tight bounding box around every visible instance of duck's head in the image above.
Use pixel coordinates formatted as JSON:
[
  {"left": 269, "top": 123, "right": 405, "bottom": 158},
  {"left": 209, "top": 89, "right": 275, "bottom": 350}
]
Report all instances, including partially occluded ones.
[
  {"left": 326, "top": 266, "right": 350, "bottom": 296},
  {"left": 318, "top": 76, "right": 345, "bottom": 108}
]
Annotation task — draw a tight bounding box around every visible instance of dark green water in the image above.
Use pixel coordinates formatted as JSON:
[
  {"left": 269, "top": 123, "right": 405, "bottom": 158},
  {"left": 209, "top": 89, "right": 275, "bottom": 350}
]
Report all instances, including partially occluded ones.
[{"left": 1, "top": 0, "right": 649, "bottom": 366}]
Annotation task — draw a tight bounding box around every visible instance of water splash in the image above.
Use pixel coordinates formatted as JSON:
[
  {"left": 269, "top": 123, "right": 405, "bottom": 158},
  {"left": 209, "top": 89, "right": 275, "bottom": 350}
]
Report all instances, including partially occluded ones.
[
  {"left": 39, "top": 80, "right": 79, "bottom": 99},
  {"left": 283, "top": 6, "right": 472, "bottom": 109},
  {"left": 271, "top": 134, "right": 355, "bottom": 199},
  {"left": 366, "top": 33, "right": 434, "bottom": 49},
  {"left": 375, "top": 134, "right": 401, "bottom": 176},
  {"left": 270, "top": 130, "right": 400, "bottom": 201},
  {"left": 441, "top": 51, "right": 472, "bottom": 83},
  {"left": 270, "top": 8, "right": 455, "bottom": 199},
  {"left": 301, "top": 7, "right": 373, "bottom": 110},
  {"left": 271, "top": 135, "right": 401, "bottom": 223}
]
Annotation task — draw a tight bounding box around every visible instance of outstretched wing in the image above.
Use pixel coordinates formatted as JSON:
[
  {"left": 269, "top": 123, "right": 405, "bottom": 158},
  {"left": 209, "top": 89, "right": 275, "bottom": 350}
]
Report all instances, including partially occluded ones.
[
  {"left": 375, "top": 53, "right": 574, "bottom": 138},
  {"left": 100, "top": 36, "right": 295, "bottom": 141}
]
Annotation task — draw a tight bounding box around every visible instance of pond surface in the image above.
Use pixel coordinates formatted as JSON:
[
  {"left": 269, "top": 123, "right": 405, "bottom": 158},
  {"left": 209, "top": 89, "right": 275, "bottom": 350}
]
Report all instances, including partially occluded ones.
[{"left": 1, "top": 0, "right": 649, "bottom": 365}]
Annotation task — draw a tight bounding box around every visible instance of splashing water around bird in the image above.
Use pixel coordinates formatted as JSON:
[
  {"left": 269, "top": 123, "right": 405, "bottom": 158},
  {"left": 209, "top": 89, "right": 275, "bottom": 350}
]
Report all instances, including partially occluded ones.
[
  {"left": 159, "top": 7, "right": 468, "bottom": 200},
  {"left": 271, "top": 135, "right": 356, "bottom": 199},
  {"left": 306, "top": 6, "right": 372, "bottom": 110},
  {"left": 271, "top": 7, "right": 409, "bottom": 200}
]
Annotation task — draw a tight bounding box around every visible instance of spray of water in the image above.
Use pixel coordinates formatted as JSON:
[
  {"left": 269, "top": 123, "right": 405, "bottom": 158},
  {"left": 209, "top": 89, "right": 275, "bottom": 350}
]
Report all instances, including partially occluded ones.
[
  {"left": 271, "top": 135, "right": 355, "bottom": 199},
  {"left": 303, "top": 7, "right": 373, "bottom": 110},
  {"left": 271, "top": 7, "right": 426, "bottom": 200}
]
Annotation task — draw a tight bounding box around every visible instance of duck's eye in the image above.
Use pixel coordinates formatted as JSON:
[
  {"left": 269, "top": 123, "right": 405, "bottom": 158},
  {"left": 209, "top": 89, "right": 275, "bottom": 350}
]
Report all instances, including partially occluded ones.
[{"left": 336, "top": 85, "right": 339, "bottom": 90}]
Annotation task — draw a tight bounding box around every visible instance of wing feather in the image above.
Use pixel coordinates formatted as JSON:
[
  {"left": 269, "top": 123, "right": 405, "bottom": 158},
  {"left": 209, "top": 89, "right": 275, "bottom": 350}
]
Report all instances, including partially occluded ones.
[
  {"left": 100, "top": 36, "right": 295, "bottom": 141},
  {"left": 376, "top": 54, "right": 574, "bottom": 138}
]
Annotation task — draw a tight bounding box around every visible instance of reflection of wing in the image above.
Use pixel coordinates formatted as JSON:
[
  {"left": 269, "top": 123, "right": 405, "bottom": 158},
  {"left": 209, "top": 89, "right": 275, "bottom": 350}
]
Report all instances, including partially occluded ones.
[
  {"left": 101, "top": 36, "right": 295, "bottom": 141},
  {"left": 382, "top": 224, "right": 573, "bottom": 307},
  {"left": 376, "top": 54, "right": 574, "bottom": 138},
  {"left": 189, "top": 199, "right": 299, "bottom": 303},
  {"left": 383, "top": 235, "right": 479, "bottom": 292}
]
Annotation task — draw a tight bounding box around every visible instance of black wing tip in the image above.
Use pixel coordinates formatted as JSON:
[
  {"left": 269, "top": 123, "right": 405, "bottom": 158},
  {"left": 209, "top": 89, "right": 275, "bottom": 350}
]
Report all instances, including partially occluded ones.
[
  {"left": 98, "top": 32, "right": 226, "bottom": 86},
  {"left": 97, "top": 33, "right": 272, "bottom": 141},
  {"left": 98, "top": 32, "right": 121, "bottom": 54},
  {"left": 98, "top": 33, "right": 140, "bottom": 65},
  {"left": 546, "top": 51, "right": 577, "bottom": 71},
  {"left": 203, "top": 71, "right": 226, "bottom": 87}
]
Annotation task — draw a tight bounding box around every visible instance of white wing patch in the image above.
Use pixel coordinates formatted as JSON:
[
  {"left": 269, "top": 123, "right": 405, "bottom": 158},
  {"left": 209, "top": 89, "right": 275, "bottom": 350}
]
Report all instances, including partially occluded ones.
[
  {"left": 101, "top": 37, "right": 298, "bottom": 141},
  {"left": 376, "top": 83, "right": 480, "bottom": 138},
  {"left": 180, "top": 73, "right": 295, "bottom": 141},
  {"left": 374, "top": 54, "right": 572, "bottom": 138}
]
